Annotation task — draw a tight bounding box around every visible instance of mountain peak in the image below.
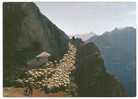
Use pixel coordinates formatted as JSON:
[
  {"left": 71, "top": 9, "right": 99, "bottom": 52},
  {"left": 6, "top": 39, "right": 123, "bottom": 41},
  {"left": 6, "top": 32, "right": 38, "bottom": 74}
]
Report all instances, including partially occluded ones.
[
  {"left": 70, "top": 32, "right": 97, "bottom": 41},
  {"left": 112, "top": 26, "right": 135, "bottom": 32}
]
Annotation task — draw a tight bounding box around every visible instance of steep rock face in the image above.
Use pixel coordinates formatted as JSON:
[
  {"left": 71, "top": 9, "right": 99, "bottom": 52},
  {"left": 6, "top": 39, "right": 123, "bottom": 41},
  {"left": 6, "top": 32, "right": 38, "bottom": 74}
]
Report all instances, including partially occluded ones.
[
  {"left": 3, "top": 2, "right": 69, "bottom": 86},
  {"left": 75, "top": 42, "right": 125, "bottom": 96},
  {"left": 88, "top": 27, "right": 136, "bottom": 96}
]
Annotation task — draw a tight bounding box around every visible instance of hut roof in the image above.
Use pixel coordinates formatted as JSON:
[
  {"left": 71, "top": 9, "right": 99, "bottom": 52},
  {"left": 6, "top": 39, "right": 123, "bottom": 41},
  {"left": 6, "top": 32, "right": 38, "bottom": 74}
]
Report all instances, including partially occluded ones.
[{"left": 36, "top": 51, "right": 51, "bottom": 58}]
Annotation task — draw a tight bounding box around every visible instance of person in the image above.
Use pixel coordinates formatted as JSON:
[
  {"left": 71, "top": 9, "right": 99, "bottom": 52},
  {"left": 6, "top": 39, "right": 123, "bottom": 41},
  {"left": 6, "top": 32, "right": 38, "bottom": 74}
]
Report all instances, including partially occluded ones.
[
  {"left": 24, "top": 85, "right": 33, "bottom": 96},
  {"left": 72, "top": 36, "right": 75, "bottom": 40}
]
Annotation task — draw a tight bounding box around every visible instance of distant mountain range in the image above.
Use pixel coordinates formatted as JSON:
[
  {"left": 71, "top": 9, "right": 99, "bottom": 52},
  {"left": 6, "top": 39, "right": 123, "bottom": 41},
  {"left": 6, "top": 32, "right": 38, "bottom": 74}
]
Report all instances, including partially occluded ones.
[
  {"left": 86, "top": 27, "right": 136, "bottom": 96},
  {"left": 70, "top": 32, "right": 96, "bottom": 41}
]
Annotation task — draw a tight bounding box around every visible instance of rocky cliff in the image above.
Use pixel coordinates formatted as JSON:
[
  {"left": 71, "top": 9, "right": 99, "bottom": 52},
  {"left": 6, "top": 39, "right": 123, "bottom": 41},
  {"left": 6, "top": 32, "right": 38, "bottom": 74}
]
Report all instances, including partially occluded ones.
[{"left": 3, "top": 2, "right": 69, "bottom": 86}]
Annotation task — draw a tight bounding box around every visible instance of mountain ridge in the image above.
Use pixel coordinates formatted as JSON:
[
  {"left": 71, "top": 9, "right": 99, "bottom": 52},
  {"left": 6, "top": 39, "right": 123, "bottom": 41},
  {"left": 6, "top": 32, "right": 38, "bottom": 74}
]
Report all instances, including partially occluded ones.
[{"left": 87, "top": 26, "right": 136, "bottom": 96}]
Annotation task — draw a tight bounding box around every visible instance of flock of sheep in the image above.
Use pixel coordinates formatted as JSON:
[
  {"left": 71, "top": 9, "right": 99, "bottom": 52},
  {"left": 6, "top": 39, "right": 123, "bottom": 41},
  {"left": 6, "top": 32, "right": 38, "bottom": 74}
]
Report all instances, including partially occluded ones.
[{"left": 17, "top": 42, "right": 77, "bottom": 94}]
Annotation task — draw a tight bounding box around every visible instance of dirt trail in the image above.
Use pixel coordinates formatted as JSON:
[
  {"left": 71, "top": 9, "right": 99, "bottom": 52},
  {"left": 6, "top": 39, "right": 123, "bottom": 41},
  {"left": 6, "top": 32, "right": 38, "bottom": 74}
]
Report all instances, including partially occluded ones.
[{"left": 3, "top": 87, "right": 66, "bottom": 97}]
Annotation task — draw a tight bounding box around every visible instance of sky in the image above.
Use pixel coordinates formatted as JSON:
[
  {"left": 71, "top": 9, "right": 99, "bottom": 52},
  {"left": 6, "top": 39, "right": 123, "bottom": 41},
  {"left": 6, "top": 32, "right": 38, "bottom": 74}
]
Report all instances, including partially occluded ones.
[{"left": 35, "top": 2, "right": 136, "bottom": 36}]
